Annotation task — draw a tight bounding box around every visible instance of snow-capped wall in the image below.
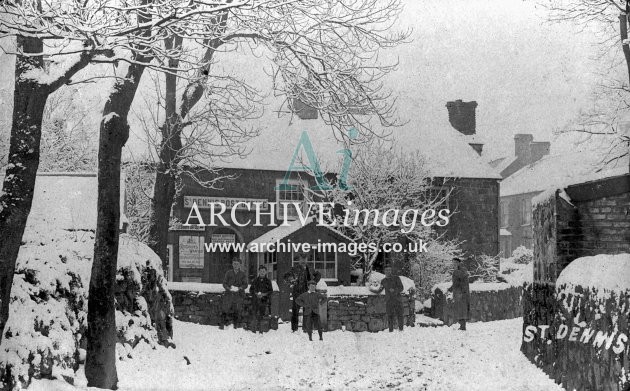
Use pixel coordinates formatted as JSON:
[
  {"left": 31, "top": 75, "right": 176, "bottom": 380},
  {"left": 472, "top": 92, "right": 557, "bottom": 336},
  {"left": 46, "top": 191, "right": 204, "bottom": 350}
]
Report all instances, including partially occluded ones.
[
  {"left": 169, "top": 287, "right": 280, "bottom": 329},
  {"left": 431, "top": 283, "right": 523, "bottom": 325},
  {"left": 326, "top": 294, "right": 416, "bottom": 332},
  {"left": 0, "top": 229, "right": 173, "bottom": 390},
  {"left": 521, "top": 279, "right": 630, "bottom": 391},
  {"left": 556, "top": 254, "right": 630, "bottom": 295}
]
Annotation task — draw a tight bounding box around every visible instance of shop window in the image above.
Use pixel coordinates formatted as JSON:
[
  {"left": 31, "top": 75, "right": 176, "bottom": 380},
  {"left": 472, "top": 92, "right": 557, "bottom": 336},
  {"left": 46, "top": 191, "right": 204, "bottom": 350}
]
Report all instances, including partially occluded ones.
[
  {"left": 276, "top": 179, "right": 305, "bottom": 221},
  {"left": 521, "top": 198, "right": 532, "bottom": 226},
  {"left": 292, "top": 247, "right": 337, "bottom": 280},
  {"left": 259, "top": 251, "right": 278, "bottom": 280}
]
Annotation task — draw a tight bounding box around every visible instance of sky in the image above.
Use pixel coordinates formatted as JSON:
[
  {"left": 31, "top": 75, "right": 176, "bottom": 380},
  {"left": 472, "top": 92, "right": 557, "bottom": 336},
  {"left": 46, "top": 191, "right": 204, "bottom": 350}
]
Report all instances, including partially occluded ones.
[
  {"left": 0, "top": 0, "right": 619, "bottom": 164},
  {"left": 384, "top": 0, "right": 607, "bottom": 159}
]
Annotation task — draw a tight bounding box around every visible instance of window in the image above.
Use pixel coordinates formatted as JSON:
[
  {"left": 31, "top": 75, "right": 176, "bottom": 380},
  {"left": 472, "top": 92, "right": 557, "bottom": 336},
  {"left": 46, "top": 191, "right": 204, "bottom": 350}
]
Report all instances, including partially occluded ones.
[
  {"left": 500, "top": 200, "right": 509, "bottom": 227},
  {"left": 292, "top": 247, "right": 337, "bottom": 280},
  {"left": 259, "top": 251, "right": 278, "bottom": 280},
  {"left": 521, "top": 198, "right": 532, "bottom": 225},
  {"left": 276, "top": 179, "right": 305, "bottom": 221}
]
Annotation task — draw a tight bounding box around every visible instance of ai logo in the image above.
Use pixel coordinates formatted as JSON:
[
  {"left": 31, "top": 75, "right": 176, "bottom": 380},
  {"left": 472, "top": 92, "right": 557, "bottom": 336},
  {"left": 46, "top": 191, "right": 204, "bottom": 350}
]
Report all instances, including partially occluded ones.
[{"left": 275, "top": 128, "right": 358, "bottom": 192}]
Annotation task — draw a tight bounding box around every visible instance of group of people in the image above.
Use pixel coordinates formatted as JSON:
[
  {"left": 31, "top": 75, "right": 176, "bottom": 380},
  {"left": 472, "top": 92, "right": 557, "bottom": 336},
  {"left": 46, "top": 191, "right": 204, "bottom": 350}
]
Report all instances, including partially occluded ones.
[
  {"left": 219, "top": 254, "right": 471, "bottom": 337},
  {"left": 220, "top": 259, "right": 273, "bottom": 333},
  {"left": 219, "top": 252, "right": 327, "bottom": 340}
]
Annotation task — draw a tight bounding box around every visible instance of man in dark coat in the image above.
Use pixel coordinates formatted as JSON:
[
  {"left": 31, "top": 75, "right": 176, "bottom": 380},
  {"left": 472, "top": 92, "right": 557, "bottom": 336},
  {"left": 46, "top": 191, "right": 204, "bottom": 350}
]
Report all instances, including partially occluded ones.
[
  {"left": 376, "top": 266, "right": 405, "bottom": 332},
  {"left": 295, "top": 280, "right": 327, "bottom": 341},
  {"left": 249, "top": 264, "right": 273, "bottom": 333},
  {"left": 221, "top": 259, "right": 248, "bottom": 329},
  {"left": 283, "top": 252, "right": 321, "bottom": 332},
  {"left": 450, "top": 257, "right": 470, "bottom": 331}
]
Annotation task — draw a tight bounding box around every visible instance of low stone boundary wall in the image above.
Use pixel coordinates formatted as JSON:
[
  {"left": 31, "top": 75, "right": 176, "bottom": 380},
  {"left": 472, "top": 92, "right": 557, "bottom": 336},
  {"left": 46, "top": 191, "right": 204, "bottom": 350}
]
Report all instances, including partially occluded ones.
[
  {"left": 522, "top": 282, "right": 630, "bottom": 391},
  {"left": 431, "top": 283, "right": 522, "bottom": 325},
  {"left": 326, "top": 286, "right": 415, "bottom": 332},
  {"left": 170, "top": 283, "right": 418, "bottom": 333},
  {"left": 169, "top": 282, "right": 280, "bottom": 329}
]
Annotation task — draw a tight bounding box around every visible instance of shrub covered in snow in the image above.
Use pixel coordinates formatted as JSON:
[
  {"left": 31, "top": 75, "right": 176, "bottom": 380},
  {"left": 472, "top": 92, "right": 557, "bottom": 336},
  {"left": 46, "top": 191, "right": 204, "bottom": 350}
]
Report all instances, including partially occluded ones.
[
  {"left": 0, "top": 228, "right": 173, "bottom": 390},
  {"left": 510, "top": 246, "right": 533, "bottom": 265},
  {"left": 469, "top": 254, "right": 501, "bottom": 283},
  {"left": 408, "top": 240, "right": 462, "bottom": 300}
]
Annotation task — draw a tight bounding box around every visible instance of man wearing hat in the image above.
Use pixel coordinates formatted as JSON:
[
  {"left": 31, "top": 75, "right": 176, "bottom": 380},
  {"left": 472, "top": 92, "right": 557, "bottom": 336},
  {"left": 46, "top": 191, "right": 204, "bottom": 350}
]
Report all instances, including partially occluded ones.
[
  {"left": 450, "top": 257, "right": 470, "bottom": 330},
  {"left": 295, "top": 280, "right": 327, "bottom": 341},
  {"left": 283, "top": 251, "right": 321, "bottom": 332},
  {"left": 249, "top": 264, "right": 274, "bottom": 333},
  {"left": 220, "top": 258, "right": 248, "bottom": 329}
]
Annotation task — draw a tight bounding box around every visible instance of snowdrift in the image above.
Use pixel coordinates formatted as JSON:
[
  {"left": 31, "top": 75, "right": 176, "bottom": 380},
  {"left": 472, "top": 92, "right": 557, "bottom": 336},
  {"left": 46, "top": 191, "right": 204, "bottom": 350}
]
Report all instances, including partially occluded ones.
[{"left": 0, "top": 227, "right": 174, "bottom": 390}]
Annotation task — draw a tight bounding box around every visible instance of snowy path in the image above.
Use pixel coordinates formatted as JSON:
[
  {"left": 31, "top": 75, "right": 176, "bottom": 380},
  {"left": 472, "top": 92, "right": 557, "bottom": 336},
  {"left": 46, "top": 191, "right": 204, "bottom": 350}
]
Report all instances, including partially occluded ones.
[{"left": 33, "top": 318, "right": 563, "bottom": 391}]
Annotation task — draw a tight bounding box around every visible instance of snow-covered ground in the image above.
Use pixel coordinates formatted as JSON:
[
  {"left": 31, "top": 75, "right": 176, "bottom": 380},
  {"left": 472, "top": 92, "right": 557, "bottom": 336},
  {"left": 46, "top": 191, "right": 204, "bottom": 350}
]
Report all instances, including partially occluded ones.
[{"left": 30, "top": 318, "right": 563, "bottom": 391}]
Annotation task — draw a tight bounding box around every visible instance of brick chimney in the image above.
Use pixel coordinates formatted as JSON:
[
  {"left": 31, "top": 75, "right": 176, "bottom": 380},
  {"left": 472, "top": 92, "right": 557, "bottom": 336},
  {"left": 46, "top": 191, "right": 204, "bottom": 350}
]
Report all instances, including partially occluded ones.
[
  {"left": 530, "top": 141, "right": 550, "bottom": 163},
  {"left": 514, "top": 134, "right": 534, "bottom": 163},
  {"left": 446, "top": 100, "right": 477, "bottom": 136},
  {"left": 446, "top": 99, "right": 483, "bottom": 155}
]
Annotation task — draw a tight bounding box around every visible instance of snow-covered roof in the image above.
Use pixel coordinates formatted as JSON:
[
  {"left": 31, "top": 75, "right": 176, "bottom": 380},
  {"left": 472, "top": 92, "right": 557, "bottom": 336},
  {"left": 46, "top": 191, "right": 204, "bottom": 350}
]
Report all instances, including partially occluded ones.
[
  {"left": 247, "top": 217, "right": 352, "bottom": 250},
  {"left": 556, "top": 253, "right": 630, "bottom": 295},
  {"left": 178, "top": 48, "right": 501, "bottom": 180},
  {"left": 500, "top": 150, "right": 629, "bottom": 197},
  {"left": 26, "top": 172, "right": 127, "bottom": 231},
  {"left": 209, "top": 107, "right": 501, "bottom": 179},
  {"left": 491, "top": 156, "right": 517, "bottom": 174}
]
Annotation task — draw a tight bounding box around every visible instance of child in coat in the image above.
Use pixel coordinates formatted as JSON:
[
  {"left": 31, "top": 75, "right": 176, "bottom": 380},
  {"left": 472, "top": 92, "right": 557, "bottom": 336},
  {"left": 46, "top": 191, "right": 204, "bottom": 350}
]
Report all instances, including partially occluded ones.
[{"left": 295, "top": 280, "right": 327, "bottom": 341}]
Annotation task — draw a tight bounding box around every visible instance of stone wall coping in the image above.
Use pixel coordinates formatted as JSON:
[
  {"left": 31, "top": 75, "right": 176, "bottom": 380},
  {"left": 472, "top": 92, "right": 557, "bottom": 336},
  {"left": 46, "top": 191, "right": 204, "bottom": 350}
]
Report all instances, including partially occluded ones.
[
  {"left": 168, "top": 281, "right": 280, "bottom": 293},
  {"left": 433, "top": 281, "right": 520, "bottom": 294}
]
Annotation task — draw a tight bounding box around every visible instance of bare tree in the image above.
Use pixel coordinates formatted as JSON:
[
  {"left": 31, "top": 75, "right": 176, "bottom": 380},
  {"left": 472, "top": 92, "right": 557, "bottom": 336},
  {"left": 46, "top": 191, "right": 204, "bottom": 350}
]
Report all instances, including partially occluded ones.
[
  {"left": 137, "top": 68, "right": 261, "bottom": 264},
  {"left": 322, "top": 141, "right": 454, "bottom": 276},
  {"left": 39, "top": 87, "right": 98, "bottom": 171},
  {"left": 545, "top": 0, "right": 630, "bottom": 167},
  {"left": 140, "top": 0, "right": 409, "bottom": 271},
  {"left": 0, "top": 0, "right": 260, "bottom": 387}
]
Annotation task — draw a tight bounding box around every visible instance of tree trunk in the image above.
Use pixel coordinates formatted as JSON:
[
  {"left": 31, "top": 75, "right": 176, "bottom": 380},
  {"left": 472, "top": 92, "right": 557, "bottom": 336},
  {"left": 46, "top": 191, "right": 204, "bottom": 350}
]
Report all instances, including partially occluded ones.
[
  {"left": 619, "top": 13, "right": 630, "bottom": 84},
  {"left": 0, "top": 36, "right": 48, "bottom": 344},
  {"left": 85, "top": 63, "right": 145, "bottom": 389},
  {"left": 146, "top": 149, "right": 178, "bottom": 265},
  {"left": 146, "top": 35, "right": 183, "bottom": 268},
  {"left": 146, "top": 24, "right": 227, "bottom": 269}
]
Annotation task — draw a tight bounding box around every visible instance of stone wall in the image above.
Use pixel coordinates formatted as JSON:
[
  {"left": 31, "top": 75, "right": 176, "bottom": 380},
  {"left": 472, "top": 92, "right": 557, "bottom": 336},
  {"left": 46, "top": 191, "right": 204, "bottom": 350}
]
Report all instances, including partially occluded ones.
[
  {"left": 573, "top": 189, "right": 630, "bottom": 255},
  {"left": 327, "top": 294, "right": 416, "bottom": 332},
  {"left": 169, "top": 284, "right": 280, "bottom": 330},
  {"left": 533, "top": 175, "right": 630, "bottom": 283},
  {"left": 431, "top": 283, "right": 523, "bottom": 326},
  {"left": 171, "top": 284, "right": 417, "bottom": 333},
  {"left": 522, "top": 282, "right": 630, "bottom": 391}
]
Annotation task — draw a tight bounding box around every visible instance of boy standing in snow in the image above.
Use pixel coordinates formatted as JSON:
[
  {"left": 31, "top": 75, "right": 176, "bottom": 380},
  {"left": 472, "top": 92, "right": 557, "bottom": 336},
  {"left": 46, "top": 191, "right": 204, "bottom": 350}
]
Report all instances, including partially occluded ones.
[
  {"left": 284, "top": 252, "right": 321, "bottom": 332},
  {"left": 295, "top": 280, "right": 327, "bottom": 341},
  {"left": 249, "top": 265, "right": 273, "bottom": 333},
  {"left": 376, "top": 266, "right": 405, "bottom": 332},
  {"left": 220, "top": 259, "right": 248, "bottom": 329}
]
